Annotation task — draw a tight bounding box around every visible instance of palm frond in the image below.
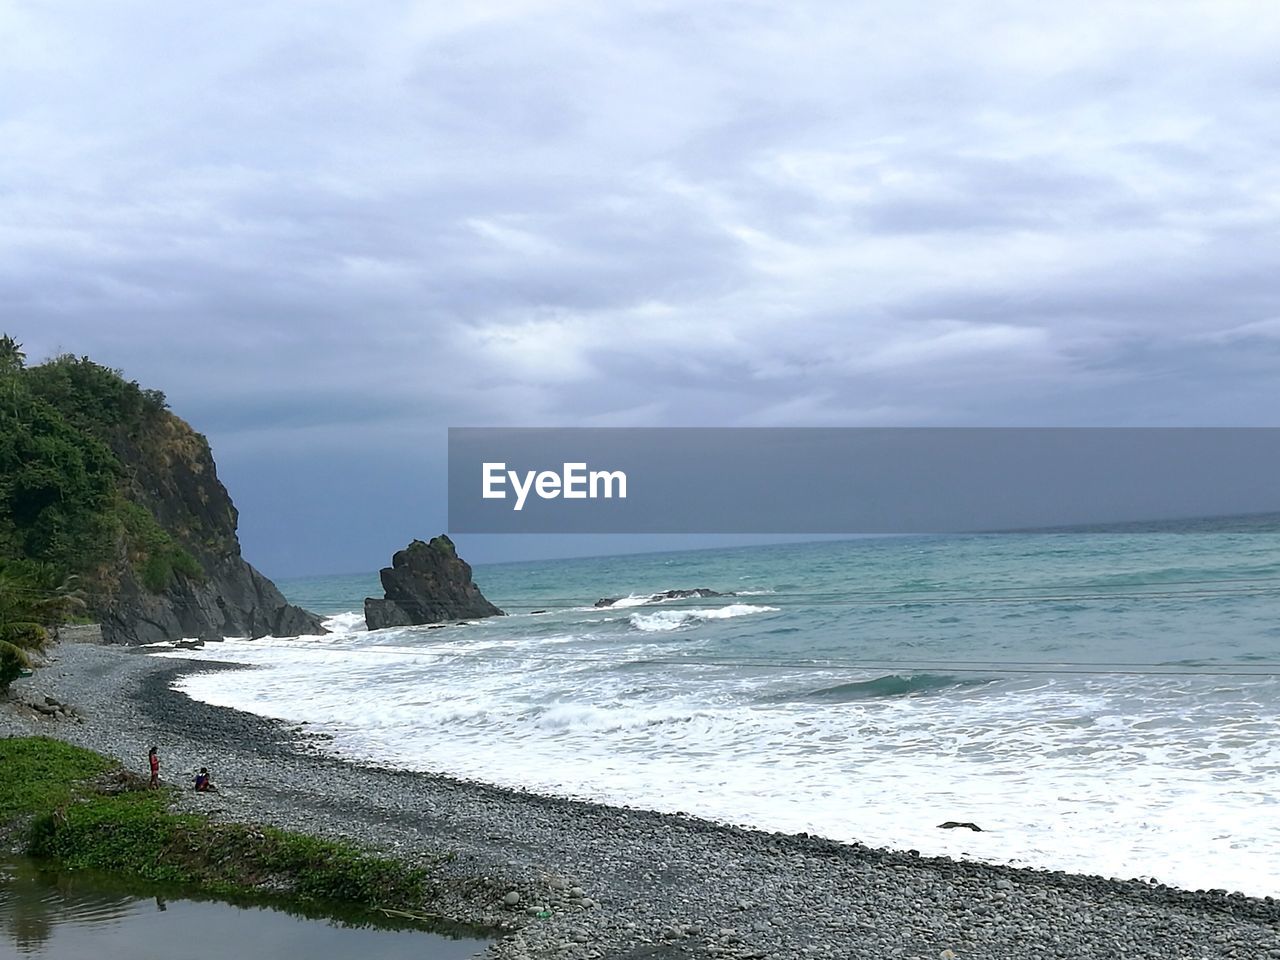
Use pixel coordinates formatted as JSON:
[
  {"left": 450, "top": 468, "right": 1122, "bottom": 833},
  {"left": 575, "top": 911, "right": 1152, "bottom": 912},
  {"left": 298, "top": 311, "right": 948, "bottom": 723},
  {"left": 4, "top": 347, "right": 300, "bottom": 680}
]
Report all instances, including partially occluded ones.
[{"left": 0, "top": 639, "right": 33, "bottom": 668}]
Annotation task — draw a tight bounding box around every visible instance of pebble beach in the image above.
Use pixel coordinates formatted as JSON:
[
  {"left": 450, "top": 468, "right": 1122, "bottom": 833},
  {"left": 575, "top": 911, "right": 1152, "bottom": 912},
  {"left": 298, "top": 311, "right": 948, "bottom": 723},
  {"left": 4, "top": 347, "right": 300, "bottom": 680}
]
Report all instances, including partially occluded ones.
[{"left": 4, "top": 642, "right": 1279, "bottom": 960}]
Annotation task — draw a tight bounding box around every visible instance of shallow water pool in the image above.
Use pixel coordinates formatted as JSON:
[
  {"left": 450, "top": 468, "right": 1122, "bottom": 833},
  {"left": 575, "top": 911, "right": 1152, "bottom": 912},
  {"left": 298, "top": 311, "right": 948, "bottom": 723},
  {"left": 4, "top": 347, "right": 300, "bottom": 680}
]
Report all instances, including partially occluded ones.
[{"left": 0, "top": 856, "right": 487, "bottom": 959}]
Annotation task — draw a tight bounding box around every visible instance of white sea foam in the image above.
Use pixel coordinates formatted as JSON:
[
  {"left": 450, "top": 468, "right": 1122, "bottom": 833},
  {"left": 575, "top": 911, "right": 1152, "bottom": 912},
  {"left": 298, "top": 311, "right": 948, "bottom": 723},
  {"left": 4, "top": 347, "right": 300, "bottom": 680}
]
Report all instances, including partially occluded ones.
[
  {"left": 607, "top": 594, "right": 656, "bottom": 608},
  {"left": 322, "top": 611, "right": 367, "bottom": 633},
  {"left": 163, "top": 602, "right": 1280, "bottom": 898},
  {"left": 525, "top": 702, "right": 714, "bottom": 733},
  {"left": 630, "top": 604, "right": 779, "bottom": 632}
]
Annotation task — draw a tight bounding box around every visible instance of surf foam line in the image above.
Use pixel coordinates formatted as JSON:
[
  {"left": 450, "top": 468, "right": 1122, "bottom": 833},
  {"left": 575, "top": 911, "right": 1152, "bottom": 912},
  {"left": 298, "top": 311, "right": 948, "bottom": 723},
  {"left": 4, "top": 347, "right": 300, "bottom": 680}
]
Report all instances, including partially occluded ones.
[
  {"left": 630, "top": 604, "right": 780, "bottom": 632},
  {"left": 170, "top": 657, "right": 1280, "bottom": 898}
]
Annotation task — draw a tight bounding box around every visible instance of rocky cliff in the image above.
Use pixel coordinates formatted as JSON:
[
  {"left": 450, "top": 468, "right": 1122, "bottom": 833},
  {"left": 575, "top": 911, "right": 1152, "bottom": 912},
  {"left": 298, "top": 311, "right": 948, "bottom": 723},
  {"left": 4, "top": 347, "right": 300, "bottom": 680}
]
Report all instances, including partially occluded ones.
[
  {"left": 365, "top": 536, "right": 503, "bottom": 629},
  {"left": 0, "top": 351, "right": 325, "bottom": 645},
  {"left": 93, "top": 403, "right": 326, "bottom": 645}
]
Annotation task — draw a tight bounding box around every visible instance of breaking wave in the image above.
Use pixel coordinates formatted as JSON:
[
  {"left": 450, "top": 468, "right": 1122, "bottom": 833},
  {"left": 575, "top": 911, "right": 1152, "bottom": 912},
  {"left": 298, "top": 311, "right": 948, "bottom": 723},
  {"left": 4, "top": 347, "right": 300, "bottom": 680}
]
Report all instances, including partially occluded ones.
[{"left": 629, "top": 604, "right": 779, "bottom": 632}]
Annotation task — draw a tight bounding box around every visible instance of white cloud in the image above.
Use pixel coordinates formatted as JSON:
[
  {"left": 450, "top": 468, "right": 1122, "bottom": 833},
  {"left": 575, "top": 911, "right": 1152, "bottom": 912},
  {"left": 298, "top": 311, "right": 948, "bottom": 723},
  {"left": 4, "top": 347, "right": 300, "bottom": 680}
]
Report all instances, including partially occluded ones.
[{"left": 3, "top": 0, "right": 1280, "bottom": 441}]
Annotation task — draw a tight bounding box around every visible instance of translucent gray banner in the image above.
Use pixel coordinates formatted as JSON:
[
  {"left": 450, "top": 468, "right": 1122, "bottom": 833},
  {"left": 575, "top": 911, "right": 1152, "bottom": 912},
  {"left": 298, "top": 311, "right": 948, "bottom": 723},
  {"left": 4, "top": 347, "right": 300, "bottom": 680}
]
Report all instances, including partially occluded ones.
[{"left": 447, "top": 428, "right": 1280, "bottom": 534}]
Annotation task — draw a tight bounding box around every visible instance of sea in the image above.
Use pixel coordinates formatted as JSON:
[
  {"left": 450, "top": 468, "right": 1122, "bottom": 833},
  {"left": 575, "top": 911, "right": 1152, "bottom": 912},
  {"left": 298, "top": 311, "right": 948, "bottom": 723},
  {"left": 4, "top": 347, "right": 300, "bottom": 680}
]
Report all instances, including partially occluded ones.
[{"left": 159, "top": 530, "right": 1280, "bottom": 896}]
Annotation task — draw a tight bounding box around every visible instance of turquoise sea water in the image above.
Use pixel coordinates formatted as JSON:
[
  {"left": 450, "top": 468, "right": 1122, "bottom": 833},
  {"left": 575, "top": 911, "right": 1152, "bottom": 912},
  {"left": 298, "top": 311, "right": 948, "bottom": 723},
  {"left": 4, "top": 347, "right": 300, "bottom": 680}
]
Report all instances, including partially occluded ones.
[{"left": 166, "top": 531, "right": 1280, "bottom": 895}]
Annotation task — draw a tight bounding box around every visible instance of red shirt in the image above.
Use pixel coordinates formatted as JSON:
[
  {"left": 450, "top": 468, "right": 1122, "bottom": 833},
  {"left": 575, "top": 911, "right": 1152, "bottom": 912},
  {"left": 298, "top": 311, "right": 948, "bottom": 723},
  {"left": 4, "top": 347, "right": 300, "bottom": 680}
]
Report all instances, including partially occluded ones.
[{"left": 149, "top": 754, "right": 159, "bottom": 773}]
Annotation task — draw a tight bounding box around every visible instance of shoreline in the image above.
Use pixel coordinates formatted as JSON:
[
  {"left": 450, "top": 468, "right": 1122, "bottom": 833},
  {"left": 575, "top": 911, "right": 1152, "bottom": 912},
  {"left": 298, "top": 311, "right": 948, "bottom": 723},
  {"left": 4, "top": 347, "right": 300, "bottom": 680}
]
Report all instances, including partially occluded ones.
[{"left": 3, "top": 643, "right": 1279, "bottom": 960}]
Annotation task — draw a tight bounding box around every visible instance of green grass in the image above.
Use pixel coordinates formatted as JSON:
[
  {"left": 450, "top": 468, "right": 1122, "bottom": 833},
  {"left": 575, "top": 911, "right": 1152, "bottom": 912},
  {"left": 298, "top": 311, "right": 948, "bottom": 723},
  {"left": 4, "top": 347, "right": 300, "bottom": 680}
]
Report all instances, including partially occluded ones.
[
  {"left": 1, "top": 737, "right": 438, "bottom": 911},
  {"left": 0, "top": 737, "right": 112, "bottom": 821}
]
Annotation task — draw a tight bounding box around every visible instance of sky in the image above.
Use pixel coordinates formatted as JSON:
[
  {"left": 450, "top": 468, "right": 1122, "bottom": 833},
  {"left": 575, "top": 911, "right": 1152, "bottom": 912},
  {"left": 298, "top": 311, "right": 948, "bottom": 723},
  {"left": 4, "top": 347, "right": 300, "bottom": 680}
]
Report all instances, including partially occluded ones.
[{"left": 3, "top": 1, "right": 1280, "bottom": 576}]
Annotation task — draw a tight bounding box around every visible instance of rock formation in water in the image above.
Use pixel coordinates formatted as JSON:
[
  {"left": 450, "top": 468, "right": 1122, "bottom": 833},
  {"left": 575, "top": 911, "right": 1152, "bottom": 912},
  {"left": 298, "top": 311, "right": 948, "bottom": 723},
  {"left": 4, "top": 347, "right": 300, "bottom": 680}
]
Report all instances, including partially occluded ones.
[
  {"left": 364, "top": 535, "right": 504, "bottom": 629},
  {"left": 593, "top": 588, "right": 729, "bottom": 608}
]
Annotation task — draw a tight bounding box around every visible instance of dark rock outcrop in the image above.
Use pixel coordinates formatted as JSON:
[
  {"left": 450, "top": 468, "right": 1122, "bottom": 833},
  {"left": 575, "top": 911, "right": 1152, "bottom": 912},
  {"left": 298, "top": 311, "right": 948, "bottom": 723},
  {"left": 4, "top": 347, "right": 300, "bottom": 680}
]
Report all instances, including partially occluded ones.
[
  {"left": 594, "top": 588, "right": 729, "bottom": 608},
  {"left": 92, "top": 412, "right": 325, "bottom": 645},
  {"left": 364, "top": 536, "right": 503, "bottom": 630},
  {"left": 99, "top": 553, "right": 326, "bottom": 645}
]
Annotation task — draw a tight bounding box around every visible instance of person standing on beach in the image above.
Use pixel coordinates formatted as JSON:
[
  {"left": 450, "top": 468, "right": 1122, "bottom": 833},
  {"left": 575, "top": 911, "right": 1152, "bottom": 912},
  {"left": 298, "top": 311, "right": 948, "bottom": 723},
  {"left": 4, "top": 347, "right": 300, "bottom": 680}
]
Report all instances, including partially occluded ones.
[{"left": 148, "top": 746, "right": 159, "bottom": 788}]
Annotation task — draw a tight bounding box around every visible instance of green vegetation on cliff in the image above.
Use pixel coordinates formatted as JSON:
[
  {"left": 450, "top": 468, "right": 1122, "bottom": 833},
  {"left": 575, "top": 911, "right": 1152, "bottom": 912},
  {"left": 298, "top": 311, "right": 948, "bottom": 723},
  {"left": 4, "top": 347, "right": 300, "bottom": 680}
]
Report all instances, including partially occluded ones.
[
  {"left": 0, "top": 337, "right": 204, "bottom": 601},
  {"left": 0, "top": 334, "right": 321, "bottom": 646},
  {"left": 0, "top": 341, "right": 120, "bottom": 577}
]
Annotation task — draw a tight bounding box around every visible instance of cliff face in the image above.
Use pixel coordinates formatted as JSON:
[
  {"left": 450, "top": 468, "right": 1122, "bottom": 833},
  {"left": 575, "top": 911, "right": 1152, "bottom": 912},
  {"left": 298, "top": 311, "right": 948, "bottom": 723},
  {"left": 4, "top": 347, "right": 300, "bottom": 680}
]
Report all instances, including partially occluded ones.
[
  {"left": 365, "top": 536, "right": 503, "bottom": 629},
  {"left": 0, "top": 351, "right": 323, "bottom": 646},
  {"left": 94, "top": 411, "right": 325, "bottom": 645},
  {"left": 98, "top": 558, "right": 323, "bottom": 645}
]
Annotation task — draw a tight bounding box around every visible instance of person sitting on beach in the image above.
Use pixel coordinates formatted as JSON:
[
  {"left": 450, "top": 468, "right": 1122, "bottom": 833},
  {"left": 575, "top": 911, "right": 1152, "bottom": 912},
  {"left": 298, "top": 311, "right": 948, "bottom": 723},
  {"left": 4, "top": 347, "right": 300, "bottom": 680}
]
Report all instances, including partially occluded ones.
[
  {"left": 148, "top": 746, "right": 159, "bottom": 789},
  {"left": 194, "top": 767, "right": 216, "bottom": 792}
]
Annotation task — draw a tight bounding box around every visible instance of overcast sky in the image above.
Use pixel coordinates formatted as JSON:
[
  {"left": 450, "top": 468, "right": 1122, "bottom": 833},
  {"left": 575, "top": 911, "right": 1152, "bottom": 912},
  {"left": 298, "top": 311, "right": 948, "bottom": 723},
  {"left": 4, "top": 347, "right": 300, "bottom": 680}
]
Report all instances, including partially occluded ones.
[{"left": 4, "top": 1, "right": 1280, "bottom": 576}]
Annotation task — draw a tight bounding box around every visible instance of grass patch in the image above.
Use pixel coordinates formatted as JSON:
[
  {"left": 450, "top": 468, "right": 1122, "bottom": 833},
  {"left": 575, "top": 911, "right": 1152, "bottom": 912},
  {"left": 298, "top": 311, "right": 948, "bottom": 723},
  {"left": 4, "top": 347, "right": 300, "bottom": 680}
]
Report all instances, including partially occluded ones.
[
  {"left": 2, "top": 737, "right": 437, "bottom": 912},
  {"left": 0, "top": 737, "right": 112, "bottom": 821}
]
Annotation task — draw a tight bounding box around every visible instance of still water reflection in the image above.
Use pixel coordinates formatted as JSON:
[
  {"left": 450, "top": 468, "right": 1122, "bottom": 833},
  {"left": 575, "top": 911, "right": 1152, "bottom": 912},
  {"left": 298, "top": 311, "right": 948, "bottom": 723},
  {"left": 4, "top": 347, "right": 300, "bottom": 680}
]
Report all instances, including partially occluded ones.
[{"left": 0, "top": 856, "right": 486, "bottom": 959}]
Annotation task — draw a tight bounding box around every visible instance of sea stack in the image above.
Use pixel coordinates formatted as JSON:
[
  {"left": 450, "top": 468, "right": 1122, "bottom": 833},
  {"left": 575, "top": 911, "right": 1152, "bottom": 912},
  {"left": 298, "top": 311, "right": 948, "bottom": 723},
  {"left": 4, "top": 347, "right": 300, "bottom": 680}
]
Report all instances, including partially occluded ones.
[{"left": 364, "top": 535, "right": 503, "bottom": 630}]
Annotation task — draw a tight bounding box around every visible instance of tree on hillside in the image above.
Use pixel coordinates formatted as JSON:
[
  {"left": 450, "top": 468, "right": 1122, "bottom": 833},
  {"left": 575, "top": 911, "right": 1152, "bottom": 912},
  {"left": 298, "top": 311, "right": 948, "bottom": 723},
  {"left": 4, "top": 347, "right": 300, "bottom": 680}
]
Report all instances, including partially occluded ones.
[
  {"left": 0, "top": 388, "right": 120, "bottom": 574},
  {"left": 0, "top": 335, "right": 24, "bottom": 421},
  {"left": 0, "top": 568, "right": 48, "bottom": 694},
  {"left": 0, "top": 335, "right": 25, "bottom": 374},
  {"left": 0, "top": 562, "right": 86, "bottom": 694}
]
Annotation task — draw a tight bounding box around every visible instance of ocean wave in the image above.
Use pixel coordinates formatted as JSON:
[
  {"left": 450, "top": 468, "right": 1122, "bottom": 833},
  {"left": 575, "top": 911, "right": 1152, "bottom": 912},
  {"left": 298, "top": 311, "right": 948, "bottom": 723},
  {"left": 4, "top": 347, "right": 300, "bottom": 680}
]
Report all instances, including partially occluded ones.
[
  {"left": 528, "top": 701, "right": 711, "bottom": 733},
  {"left": 596, "top": 589, "right": 733, "bottom": 608},
  {"left": 767, "top": 673, "right": 997, "bottom": 702},
  {"left": 630, "top": 604, "right": 780, "bottom": 633},
  {"left": 322, "top": 611, "right": 366, "bottom": 633},
  {"left": 380, "top": 698, "right": 715, "bottom": 734},
  {"left": 608, "top": 594, "right": 658, "bottom": 608}
]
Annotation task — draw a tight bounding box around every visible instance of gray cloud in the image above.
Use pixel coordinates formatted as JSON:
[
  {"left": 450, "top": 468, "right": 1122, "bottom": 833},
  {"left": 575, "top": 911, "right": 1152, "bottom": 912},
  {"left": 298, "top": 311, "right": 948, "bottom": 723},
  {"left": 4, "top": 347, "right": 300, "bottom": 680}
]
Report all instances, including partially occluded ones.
[{"left": 3, "top": 0, "right": 1280, "bottom": 572}]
